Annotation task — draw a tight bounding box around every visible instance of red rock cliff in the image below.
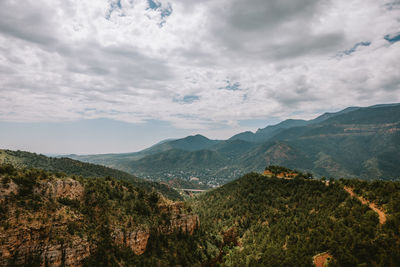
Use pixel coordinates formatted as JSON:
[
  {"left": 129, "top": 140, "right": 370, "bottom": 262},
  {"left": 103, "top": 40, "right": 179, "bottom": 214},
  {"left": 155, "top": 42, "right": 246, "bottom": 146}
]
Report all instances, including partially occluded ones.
[{"left": 0, "top": 178, "right": 200, "bottom": 266}]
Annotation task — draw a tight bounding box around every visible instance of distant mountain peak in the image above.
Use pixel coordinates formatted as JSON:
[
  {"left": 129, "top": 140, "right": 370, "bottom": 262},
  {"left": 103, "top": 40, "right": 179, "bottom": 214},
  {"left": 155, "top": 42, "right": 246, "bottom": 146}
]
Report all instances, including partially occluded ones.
[{"left": 186, "top": 134, "right": 210, "bottom": 140}]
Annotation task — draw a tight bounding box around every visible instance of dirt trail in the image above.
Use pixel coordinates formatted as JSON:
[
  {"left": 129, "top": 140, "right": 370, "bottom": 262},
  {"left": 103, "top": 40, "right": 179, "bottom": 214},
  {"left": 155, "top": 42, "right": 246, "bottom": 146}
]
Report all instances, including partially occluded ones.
[
  {"left": 343, "top": 186, "right": 387, "bottom": 224},
  {"left": 313, "top": 252, "right": 332, "bottom": 267}
]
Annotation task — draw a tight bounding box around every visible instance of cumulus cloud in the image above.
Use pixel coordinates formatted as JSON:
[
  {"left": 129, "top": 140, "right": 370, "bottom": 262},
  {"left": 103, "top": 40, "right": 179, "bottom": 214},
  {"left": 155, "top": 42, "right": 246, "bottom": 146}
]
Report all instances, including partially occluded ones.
[{"left": 0, "top": 0, "right": 399, "bottom": 133}]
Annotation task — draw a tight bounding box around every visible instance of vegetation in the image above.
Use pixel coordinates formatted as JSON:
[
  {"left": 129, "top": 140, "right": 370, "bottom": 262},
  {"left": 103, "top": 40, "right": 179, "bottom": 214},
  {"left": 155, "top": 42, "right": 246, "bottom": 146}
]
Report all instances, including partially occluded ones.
[
  {"left": 191, "top": 172, "right": 400, "bottom": 266},
  {"left": 264, "top": 165, "right": 313, "bottom": 178},
  {"left": 0, "top": 165, "right": 204, "bottom": 266},
  {"left": 341, "top": 178, "right": 400, "bottom": 232},
  {"left": 0, "top": 149, "right": 182, "bottom": 200},
  {"left": 2, "top": 153, "right": 400, "bottom": 266}
]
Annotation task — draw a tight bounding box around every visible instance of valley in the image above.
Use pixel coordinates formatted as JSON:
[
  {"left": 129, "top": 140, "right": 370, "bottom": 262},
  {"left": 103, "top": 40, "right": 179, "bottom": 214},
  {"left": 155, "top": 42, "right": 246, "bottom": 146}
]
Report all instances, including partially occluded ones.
[{"left": 67, "top": 104, "right": 400, "bottom": 186}]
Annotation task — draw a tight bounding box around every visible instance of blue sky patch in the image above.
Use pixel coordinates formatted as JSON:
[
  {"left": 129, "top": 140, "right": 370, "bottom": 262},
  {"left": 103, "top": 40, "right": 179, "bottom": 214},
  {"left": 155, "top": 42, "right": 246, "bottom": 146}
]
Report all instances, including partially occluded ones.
[
  {"left": 384, "top": 33, "right": 400, "bottom": 44},
  {"left": 182, "top": 95, "right": 200, "bottom": 103},
  {"left": 160, "top": 4, "right": 172, "bottom": 18},
  {"left": 106, "top": 0, "right": 122, "bottom": 20},
  {"left": 147, "top": 0, "right": 173, "bottom": 26},
  {"left": 221, "top": 80, "right": 241, "bottom": 91},
  {"left": 148, "top": 0, "right": 161, "bottom": 10},
  {"left": 339, "top": 41, "right": 371, "bottom": 56}
]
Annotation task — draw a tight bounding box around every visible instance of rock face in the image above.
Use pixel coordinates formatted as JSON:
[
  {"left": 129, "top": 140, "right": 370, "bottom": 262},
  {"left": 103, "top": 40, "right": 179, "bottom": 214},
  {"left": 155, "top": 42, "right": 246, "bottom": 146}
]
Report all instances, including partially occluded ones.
[
  {"left": 46, "top": 238, "right": 91, "bottom": 267},
  {"left": 0, "top": 216, "right": 91, "bottom": 267},
  {"left": 112, "top": 202, "right": 200, "bottom": 256},
  {"left": 112, "top": 228, "right": 150, "bottom": 255},
  {"left": 158, "top": 202, "right": 200, "bottom": 235},
  {"left": 34, "top": 178, "right": 84, "bottom": 200},
  {"left": 0, "top": 177, "right": 200, "bottom": 266},
  {"left": 0, "top": 178, "right": 89, "bottom": 267}
]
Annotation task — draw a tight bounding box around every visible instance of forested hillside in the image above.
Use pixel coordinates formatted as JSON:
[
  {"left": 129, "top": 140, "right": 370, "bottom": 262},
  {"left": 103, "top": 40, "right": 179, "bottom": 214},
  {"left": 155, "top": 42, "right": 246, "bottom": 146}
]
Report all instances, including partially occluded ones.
[
  {"left": 0, "top": 165, "right": 204, "bottom": 266},
  {"left": 0, "top": 149, "right": 181, "bottom": 200},
  {"left": 2, "top": 163, "right": 399, "bottom": 266},
  {"left": 191, "top": 172, "right": 400, "bottom": 266}
]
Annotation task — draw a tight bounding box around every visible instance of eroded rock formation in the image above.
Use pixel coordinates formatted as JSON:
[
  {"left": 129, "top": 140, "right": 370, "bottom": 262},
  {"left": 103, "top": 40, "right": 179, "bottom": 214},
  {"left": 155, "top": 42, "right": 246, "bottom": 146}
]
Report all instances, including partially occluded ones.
[
  {"left": 0, "top": 178, "right": 200, "bottom": 266},
  {"left": 158, "top": 202, "right": 200, "bottom": 235},
  {"left": 112, "top": 228, "right": 150, "bottom": 255},
  {"left": 34, "top": 178, "right": 84, "bottom": 200}
]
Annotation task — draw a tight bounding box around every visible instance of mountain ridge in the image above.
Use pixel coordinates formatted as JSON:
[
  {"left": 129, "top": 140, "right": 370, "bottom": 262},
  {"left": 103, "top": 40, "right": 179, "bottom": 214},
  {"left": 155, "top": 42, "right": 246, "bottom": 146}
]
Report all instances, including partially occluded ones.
[
  {"left": 66, "top": 103, "right": 400, "bottom": 185},
  {"left": 0, "top": 149, "right": 182, "bottom": 200}
]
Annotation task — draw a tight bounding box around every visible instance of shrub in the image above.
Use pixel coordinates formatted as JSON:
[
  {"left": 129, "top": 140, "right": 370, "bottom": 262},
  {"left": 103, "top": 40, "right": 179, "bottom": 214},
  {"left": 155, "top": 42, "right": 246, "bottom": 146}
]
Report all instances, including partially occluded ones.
[{"left": 0, "top": 164, "right": 16, "bottom": 175}]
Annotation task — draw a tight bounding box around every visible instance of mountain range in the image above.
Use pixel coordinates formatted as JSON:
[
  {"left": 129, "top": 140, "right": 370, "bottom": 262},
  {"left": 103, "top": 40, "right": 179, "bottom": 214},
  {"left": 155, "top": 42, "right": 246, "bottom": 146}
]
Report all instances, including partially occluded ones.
[{"left": 67, "top": 103, "right": 400, "bottom": 185}]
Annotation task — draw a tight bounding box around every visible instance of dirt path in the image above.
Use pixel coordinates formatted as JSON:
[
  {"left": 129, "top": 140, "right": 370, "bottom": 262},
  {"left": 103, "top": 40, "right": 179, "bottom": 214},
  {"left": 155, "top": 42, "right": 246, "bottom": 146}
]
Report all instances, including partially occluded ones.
[
  {"left": 343, "top": 186, "right": 387, "bottom": 224},
  {"left": 313, "top": 252, "right": 332, "bottom": 267}
]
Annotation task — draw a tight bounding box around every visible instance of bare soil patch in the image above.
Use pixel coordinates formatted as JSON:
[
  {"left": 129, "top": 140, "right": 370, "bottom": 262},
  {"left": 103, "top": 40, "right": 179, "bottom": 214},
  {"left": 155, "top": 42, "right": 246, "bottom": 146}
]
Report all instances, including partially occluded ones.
[
  {"left": 313, "top": 252, "right": 332, "bottom": 267},
  {"left": 344, "top": 186, "right": 386, "bottom": 224}
]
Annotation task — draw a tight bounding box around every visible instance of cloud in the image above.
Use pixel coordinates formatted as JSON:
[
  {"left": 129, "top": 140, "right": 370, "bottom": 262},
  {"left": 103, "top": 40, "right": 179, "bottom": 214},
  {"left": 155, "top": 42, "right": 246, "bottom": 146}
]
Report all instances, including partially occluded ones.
[
  {"left": 0, "top": 0, "right": 59, "bottom": 46},
  {"left": 0, "top": 0, "right": 399, "bottom": 136}
]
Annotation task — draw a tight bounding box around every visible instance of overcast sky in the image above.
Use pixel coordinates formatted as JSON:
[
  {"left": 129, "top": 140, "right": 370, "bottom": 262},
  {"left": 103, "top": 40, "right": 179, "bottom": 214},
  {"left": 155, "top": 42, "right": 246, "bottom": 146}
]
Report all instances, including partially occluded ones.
[{"left": 0, "top": 0, "right": 399, "bottom": 154}]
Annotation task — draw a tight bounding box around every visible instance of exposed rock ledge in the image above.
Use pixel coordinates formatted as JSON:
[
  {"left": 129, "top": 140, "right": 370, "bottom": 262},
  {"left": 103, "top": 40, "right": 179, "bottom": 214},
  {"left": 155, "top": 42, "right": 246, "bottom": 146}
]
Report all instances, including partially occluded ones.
[
  {"left": 158, "top": 202, "right": 200, "bottom": 235},
  {"left": 34, "top": 178, "right": 84, "bottom": 200},
  {"left": 0, "top": 225, "right": 91, "bottom": 267},
  {"left": 0, "top": 179, "right": 200, "bottom": 266},
  {"left": 112, "top": 228, "right": 150, "bottom": 255}
]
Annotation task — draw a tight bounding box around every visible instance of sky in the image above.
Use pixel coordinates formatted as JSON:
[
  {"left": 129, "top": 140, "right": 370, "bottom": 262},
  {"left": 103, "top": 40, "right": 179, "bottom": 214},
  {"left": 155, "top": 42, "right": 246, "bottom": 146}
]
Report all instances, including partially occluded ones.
[{"left": 0, "top": 0, "right": 400, "bottom": 154}]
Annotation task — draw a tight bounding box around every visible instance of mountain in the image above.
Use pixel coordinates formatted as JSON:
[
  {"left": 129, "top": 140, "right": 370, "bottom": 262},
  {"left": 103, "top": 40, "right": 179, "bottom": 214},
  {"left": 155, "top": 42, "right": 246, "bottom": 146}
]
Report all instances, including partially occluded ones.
[
  {"left": 237, "top": 104, "right": 400, "bottom": 179},
  {"left": 0, "top": 165, "right": 201, "bottom": 266},
  {"left": 229, "top": 119, "right": 311, "bottom": 143},
  {"left": 122, "top": 149, "right": 234, "bottom": 186},
  {"left": 167, "top": 134, "right": 221, "bottom": 151},
  {"left": 0, "top": 149, "right": 182, "bottom": 200},
  {"left": 309, "top": 106, "right": 360, "bottom": 124},
  {"left": 67, "top": 134, "right": 221, "bottom": 166},
  {"left": 3, "top": 165, "right": 399, "bottom": 266},
  {"left": 190, "top": 172, "right": 400, "bottom": 266},
  {"left": 65, "top": 103, "right": 400, "bottom": 185},
  {"left": 229, "top": 106, "right": 361, "bottom": 143}
]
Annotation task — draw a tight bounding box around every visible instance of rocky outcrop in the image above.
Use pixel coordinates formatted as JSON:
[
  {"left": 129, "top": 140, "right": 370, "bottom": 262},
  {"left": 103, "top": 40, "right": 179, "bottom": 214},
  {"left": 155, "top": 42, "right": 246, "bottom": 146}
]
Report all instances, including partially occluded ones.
[
  {"left": 0, "top": 180, "right": 18, "bottom": 200},
  {"left": 0, "top": 177, "right": 83, "bottom": 201},
  {"left": 0, "top": 222, "right": 90, "bottom": 267},
  {"left": 112, "top": 228, "right": 150, "bottom": 255},
  {"left": 111, "top": 202, "right": 200, "bottom": 256},
  {"left": 158, "top": 202, "right": 200, "bottom": 235},
  {"left": 44, "top": 238, "right": 91, "bottom": 267},
  {"left": 34, "top": 178, "right": 84, "bottom": 200},
  {"left": 0, "top": 178, "right": 88, "bottom": 266},
  {"left": 0, "top": 177, "right": 200, "bottom": 266}
]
